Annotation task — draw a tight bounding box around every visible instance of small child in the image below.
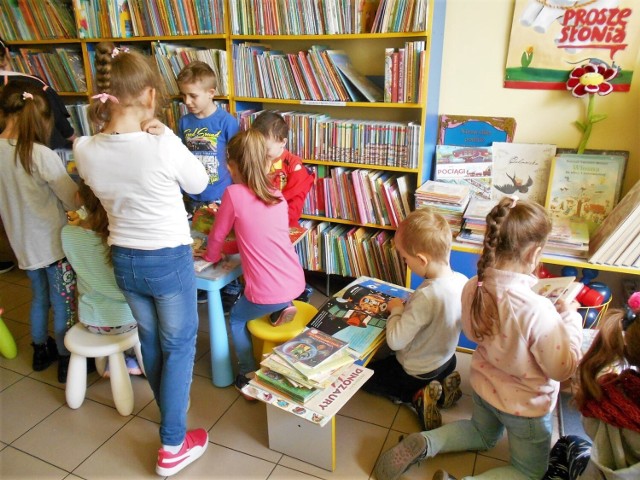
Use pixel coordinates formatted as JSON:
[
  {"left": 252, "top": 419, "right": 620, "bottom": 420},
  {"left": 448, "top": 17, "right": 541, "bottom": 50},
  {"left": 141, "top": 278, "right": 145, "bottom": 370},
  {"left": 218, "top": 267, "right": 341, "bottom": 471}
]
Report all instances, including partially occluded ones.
[
  {"left": 61, "top": 181, "right": 141, "bottom": 376},
  {"left": 177, "top": 61, "right": 239, "bottom": 214},
  {"left": 544, "top": 292, "right": 640, "bottom": 480},
  {"left": 362, "top": 207, "right": 468, "bottom": 431},
  {"left": 375, "top": 196, "right": 583, "bottom": 480},
  {"left": 0, "top": 81, "right": 77, "bottom": 382},
  {"left": 200, "top": 129, "right": 305, "bottom": 391},
  {"left": 250, "top": 111, "right": 314, "bottom": 227}
]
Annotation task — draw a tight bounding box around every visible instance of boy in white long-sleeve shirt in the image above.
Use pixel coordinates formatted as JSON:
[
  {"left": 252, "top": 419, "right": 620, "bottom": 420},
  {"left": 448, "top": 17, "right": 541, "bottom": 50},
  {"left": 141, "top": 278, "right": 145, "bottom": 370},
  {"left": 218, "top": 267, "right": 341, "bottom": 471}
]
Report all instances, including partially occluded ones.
[{"left": 362, "top": 207, "right": 468, "bottom": 431}]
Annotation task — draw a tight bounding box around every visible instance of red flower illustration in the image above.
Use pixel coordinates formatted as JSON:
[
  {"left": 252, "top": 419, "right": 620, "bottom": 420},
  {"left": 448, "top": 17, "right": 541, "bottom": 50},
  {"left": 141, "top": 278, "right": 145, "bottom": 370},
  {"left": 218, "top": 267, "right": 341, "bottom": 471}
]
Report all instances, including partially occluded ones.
[{"left": 566, "top": 63, "right": 618, "bottom": 97}]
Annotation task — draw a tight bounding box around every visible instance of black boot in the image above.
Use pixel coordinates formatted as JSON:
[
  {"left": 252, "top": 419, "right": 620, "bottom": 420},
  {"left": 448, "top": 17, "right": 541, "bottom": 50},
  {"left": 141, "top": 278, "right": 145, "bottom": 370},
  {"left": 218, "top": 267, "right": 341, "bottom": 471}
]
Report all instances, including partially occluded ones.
[
  {"left": 32, "top": 342, "right": 52, "bottom": 371},
  {"left": 58, "top": 355, "right": 70, "bottom": 383},
  {"left": 46, "top": 336, "right": 59, "bottom": 361}
]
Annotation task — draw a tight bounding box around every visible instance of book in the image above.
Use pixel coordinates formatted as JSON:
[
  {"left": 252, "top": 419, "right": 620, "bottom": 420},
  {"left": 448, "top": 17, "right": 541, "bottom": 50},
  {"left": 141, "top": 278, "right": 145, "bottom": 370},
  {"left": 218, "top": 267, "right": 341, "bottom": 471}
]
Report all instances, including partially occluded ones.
[
  {"left": 434, "top": 145, "right": 493, "bottom": 199},
  {"left": 438, "top": 114, "right": 516, "bottom": 147},
  {"left": 491, "top": 142, "right": 556, "bottom": 205},
  {"left": 254, "top": 368, "right": 320, "bottom": 404},
  {"left": 325, "top": 49, "right": 383, "bottom": 102},
  {"left": 242, "top": 363, "right": 374, "bottom": 427},
  {"left": 307, "top": 276, "right": 412, "bottom": 358},
  {"left": 544, "top": 218, "right": 590, "bottom": 258},
  {"left": 532, "top": 276, "right": 583, "bottom": 305},
  {"left": 588, "top": 180, "right": 640, "bottom": 264},
  {"left": 273, "top": 328, "right": 349, "bottom": 370},
  {"left": 545, "top": 153, "right": 627, "bottom": 233}
]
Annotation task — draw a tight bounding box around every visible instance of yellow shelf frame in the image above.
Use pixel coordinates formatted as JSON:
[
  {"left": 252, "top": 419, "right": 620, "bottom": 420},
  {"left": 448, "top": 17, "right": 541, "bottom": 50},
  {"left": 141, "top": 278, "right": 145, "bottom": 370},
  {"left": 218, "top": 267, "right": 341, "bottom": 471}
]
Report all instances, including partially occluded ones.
[{"left": 300, "top": 214, "right": 397, "bottom": 231}]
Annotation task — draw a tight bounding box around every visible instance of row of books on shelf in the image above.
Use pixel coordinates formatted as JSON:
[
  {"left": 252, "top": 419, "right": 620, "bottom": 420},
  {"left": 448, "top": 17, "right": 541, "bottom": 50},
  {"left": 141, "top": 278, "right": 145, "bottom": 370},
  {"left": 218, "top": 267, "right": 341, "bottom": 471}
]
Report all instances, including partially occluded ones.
[
  {"left": 239, "top": 110, "right": 421, "bottom": 168},
  {"left": 242, "top": 276, "right": 412, "bottom": 425},
  {"left": 383, "top": 41, "right": 426, "bottom": 103},
  {"left": 304, "top": 166, "right": 412, "bottom": 228},
  {"left": 152, "top": 42, "right": 229, "bottom": 96},
  {"left": 73, "top": 0, "right": 225, "bottom": 39},
  {"left": 233, "top": 42, "right": 423, "bottom": 103},
  {"left": 9, "top": 48, "right": 87, "bottom": 94},
  {"left": 1, "top": 1, "right": 76, "bottom": 41},
  {"left": 295, "top": 221, "right": 405, "bottom": 284},
  {"left": 229, "top": 0, "right": 428, "bottom": 35}
]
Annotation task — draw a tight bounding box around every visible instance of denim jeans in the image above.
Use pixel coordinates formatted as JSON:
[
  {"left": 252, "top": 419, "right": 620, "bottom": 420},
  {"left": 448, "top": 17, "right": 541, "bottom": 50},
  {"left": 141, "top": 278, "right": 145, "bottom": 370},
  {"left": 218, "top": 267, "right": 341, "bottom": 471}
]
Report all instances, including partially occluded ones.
[
  {"left": 422, "top": 392, "right": 553, "bottom": 479},
  {"left": 229, "top": 295, "right": 292, "bottom": 375},
  {"left": 26, "top": 258, "right": 76, "bottom": 356},
  {"left": 112, "top": 245, "right": 197, "bottom": 447}
]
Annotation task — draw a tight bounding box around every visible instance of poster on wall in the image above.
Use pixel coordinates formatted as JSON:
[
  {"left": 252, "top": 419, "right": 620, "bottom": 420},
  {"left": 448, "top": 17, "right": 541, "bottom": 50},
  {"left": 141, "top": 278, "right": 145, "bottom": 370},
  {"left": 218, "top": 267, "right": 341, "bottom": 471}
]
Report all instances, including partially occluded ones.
[{"left": 505, "top": 0, "right": 640, "bottom": 91}]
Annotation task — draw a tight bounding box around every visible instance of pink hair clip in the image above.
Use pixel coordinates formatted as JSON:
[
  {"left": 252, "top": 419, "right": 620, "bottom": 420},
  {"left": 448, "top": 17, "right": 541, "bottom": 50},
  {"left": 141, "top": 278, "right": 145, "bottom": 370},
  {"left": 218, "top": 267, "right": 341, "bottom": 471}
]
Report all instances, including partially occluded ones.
[
  {"left": 509, "top": 195, "right": 518, "bottom": 208},
  {"left": 22, "top": 92, "right": 33, "bottom": 100},
  {"left": 629, "top": 292, "right": 640, "bottom": 312},
  {"left": 477, "top": 281, "right": 483, "bottom": 288},
  {"left": 91, "top": 92, "right": 119, "bottom": 104},
  {"left": 111, "top": 46, "right": 129, "bottom": 58}
]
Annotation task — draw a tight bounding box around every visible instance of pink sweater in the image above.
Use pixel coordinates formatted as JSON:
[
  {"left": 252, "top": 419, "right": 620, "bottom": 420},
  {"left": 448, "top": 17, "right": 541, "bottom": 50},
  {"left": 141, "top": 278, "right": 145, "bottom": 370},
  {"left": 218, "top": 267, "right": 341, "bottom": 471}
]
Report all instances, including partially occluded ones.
[
  {"left": 203, "top": 184, "right": 305, "bottom": 304},
  {"left": 461, "top": 268, "right": 583, "bottom": 417}
]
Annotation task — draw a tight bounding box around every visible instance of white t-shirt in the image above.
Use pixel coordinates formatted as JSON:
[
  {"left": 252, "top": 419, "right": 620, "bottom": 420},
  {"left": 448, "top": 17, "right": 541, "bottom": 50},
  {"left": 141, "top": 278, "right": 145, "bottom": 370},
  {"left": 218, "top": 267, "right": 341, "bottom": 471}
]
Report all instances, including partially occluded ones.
[{"left": 74, "top": 129, "right": 207, "bottom": 250}]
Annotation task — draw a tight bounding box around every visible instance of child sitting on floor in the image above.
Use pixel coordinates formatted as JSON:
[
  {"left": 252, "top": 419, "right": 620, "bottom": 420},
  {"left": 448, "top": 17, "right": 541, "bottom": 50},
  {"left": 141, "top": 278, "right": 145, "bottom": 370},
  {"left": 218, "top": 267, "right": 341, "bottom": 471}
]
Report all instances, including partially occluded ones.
[{"left": 362, "top": 207, "right": 468, "bottom": 431}]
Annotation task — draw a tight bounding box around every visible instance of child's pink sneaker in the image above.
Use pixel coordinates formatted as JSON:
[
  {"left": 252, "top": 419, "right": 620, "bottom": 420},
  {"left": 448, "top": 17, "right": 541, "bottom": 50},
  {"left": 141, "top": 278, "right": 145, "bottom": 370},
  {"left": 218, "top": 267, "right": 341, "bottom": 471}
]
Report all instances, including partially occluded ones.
[{"left": 156, "top": 428, "right": 208, "bottom": 476}]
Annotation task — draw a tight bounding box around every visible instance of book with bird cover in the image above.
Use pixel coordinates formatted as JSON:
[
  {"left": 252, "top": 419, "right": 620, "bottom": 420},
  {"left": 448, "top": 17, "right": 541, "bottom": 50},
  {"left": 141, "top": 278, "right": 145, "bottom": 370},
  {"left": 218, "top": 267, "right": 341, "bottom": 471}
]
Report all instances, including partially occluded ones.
[{"left": 491, "top": 142, "right": 556, "bottom": 205}]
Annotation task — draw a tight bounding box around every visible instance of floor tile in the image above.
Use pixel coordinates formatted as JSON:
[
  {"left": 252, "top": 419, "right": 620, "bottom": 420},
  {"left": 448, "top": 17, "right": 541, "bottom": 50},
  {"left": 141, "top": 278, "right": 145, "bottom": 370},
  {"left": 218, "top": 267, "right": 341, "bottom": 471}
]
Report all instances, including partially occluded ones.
[
  {"left": 268, "top": 465, "right": 320, "bottom": 479},
  {"left": 0, "top": 446, "right": 67, "bottom": 479},
  {"left": 0, "top": 366, "right": 22, "bottom": 392},
  {"left": 0, "top": 377, "right": 66, "bottom": 443},
  {"left": 84, "top": 373, "right": 155, "bottom": 415},
  {"left": 473, "top": 453, "right": 510, "bottom": 475},
  {"left": 339, "top": 388, "right": 399, "bottom": 428},
  {"left": 12, "top": 399, "right": 131, "bottom": 472},
  {"left": 0, "top": 281, "right": 32, "bottom": 312}
]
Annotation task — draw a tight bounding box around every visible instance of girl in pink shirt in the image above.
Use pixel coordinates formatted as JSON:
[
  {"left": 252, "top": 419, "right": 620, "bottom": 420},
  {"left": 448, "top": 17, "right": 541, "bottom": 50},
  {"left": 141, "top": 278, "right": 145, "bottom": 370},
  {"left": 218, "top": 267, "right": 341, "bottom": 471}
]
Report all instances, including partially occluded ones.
[
  {"left": 376, "top": 196, "right": 583, "bottom": 480},
  {"left": 202, "top": 129, "right": 305, "bottom": 390}
]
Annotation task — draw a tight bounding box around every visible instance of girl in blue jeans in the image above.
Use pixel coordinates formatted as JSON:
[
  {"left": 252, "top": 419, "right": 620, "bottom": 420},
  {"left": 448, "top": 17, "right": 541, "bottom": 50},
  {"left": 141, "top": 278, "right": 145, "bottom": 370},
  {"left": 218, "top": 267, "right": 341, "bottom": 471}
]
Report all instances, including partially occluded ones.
[
  {"left": 73, "top": 42, "right": 209, "bottom": 477},
  {"left": 0, "top": 82, "right": 77, "bottom": 383},
  {"left": 375, "top": 197, "right": 583, "bottom": 480}
]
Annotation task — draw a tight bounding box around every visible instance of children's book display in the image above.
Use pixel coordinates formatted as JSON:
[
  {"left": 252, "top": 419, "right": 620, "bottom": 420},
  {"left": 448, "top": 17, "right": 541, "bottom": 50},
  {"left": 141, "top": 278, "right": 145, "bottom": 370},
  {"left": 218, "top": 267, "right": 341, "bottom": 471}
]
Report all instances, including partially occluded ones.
[
  {"left": 544, "top": 218, "right": 590, "bottom": 259},
  {"left": 456, "top": 197, "right": 497, "bottom": 245},
  {"left": 437, "top": 114, "right": 516, "bottom": 147},
  {"left": 414, "top": 180, "right": 470, "bottom": 235},
  {"left": 307, "top": 276, "right": 413, "bottom": 360},
  {"left": 273, "top": 328, "right": 349, "bottom": 370},
  {"left": 545, "top": 153, "right": 627, "bottom": 233},
  {"left": 434, "top": 145, "right": 493, "bottom": 199}
]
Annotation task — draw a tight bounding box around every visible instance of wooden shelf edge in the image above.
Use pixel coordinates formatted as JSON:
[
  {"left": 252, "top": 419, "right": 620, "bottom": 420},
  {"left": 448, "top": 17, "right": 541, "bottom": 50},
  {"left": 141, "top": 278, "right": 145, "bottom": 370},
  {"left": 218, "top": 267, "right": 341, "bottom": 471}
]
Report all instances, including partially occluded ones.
[
  {"left": 233, "top": 97, "right": 422, "bottom": 108},
  {"left": 230, "top": 32, "right": 428, "bottom": 40},
  {"left": 300, "top": 215, "right": 397, "bottom": 230},
  {"left": 303, "top": 159, "right": 418, "bottom": 172}
]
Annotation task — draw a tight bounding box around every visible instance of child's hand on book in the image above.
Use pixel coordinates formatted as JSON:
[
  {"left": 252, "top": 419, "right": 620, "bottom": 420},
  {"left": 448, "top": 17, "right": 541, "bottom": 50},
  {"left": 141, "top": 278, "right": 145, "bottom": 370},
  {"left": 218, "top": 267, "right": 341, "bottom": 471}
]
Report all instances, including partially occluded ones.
[
  {"left": 387, "top": 297, "right": 405, "bottom": 312},
  {"left": 555, "top": 298, "right": 580, "bottom": 315},
  {"left": 141, "top": 118, "right": 167, "bottom": 136}
]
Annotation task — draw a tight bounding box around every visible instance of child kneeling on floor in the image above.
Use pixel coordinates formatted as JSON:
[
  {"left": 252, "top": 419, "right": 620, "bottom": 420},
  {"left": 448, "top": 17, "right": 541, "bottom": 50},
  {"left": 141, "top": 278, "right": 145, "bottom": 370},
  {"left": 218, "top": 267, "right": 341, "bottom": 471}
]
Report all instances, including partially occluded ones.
[{"left": 362, "top": 207, "right": 468, "bottom": 431}]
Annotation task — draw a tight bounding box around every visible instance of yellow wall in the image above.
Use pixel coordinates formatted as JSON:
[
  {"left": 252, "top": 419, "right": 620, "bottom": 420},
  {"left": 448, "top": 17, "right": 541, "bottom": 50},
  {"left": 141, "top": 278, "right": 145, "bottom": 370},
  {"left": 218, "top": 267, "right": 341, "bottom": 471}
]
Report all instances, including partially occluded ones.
[{"left": 439, "top": 0, "right": 640, "bottom": 193}]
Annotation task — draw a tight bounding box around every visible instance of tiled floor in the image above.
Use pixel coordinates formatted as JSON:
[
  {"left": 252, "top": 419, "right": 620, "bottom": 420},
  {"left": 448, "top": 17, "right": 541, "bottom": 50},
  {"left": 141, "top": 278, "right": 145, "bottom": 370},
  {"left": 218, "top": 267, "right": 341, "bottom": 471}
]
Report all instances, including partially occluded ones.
[{"left": 0, "top": 268, "right": 559, "bottom": 479}]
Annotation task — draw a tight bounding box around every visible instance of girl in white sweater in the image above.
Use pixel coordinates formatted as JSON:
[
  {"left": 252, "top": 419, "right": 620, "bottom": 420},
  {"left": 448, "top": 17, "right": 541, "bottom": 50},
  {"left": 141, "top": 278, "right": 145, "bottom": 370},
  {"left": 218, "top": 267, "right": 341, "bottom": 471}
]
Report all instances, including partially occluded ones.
[{"left": 376, "top": 196, "right": 583, "bottom": 480}]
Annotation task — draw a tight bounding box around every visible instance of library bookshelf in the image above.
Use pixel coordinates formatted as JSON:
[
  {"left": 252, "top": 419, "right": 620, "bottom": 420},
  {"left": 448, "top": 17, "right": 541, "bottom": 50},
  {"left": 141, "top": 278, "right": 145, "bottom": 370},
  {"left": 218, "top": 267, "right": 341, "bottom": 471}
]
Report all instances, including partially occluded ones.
[{"left": 3, "top": 0, "right": 446, "bottom": 289}]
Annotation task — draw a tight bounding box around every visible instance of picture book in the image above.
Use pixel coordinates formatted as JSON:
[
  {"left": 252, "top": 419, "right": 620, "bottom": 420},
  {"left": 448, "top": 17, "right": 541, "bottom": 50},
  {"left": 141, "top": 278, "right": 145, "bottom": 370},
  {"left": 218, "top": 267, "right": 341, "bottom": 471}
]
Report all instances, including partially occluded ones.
[
  {"left": 438, "top": 115, "right": 516, "bottom": 147},
  {"left": 589, "top": 180, "right": 640, "bottom": 264},
  {"left": 261, "top": 349, "right": 357, "bottom": 388},
  {"left": 545, "top": 153, "right": 627, "bottom": 233},
  {"left": 544, "top": 218, "right": 590, "bottom": 258},
  {"left": 533, "top": 276, "right": 583, "bottom": 305},
  {"left": 273, "top": 328, "right": 349, "bottom": 369},
  {"left": 254, "top": 368, "right": 320, "bottom": 404},
  {"left": 491, "top": 142, "right": 556, "bottom": 205},
  {"left": 307, "top": 276, "right": 412, "bottom": 358},
  {"left": 434, "top": 145, "right": 493, "bottom": 199},
  {"left": 242, "top": 363, "right": 374, "bottom": 427},
  {"left": 325, "top": 50, "right": 383, "bottom": 102}
]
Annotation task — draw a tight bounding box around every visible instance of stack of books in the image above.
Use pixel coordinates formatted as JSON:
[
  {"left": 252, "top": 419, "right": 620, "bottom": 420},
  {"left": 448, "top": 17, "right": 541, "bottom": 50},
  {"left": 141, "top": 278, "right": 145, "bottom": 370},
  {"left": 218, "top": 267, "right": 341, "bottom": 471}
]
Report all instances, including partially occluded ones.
[
  {"left": 588, "top": 180, "right": 640, "bottom": 268},
  {"left": 414, "top": 180, "right": 471, "bottom": 235},
  {"left": 456, "top": 197, "right": 497, "bottom": 245},
  {"left": 544, "top": 218, "right": 590, "bottom": 259}
]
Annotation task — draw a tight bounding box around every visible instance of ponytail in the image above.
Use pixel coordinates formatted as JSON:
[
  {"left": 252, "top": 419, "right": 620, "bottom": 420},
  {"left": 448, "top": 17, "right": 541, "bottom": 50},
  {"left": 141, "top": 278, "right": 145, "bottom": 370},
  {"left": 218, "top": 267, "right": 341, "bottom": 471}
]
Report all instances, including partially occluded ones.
[{"left": 0, "top": 81, "right": 52, "bottom": 174}]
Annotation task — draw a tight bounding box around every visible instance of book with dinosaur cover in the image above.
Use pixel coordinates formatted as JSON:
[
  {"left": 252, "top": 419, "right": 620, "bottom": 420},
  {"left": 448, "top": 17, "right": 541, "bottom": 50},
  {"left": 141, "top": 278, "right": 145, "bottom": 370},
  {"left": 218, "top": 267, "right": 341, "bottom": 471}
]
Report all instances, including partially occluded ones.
[
  {"left": 307, "top": 276, "right": 412, "bottom": 359},
  {"left": 491, "top": 142, "right": 556, "bottom": 205}
]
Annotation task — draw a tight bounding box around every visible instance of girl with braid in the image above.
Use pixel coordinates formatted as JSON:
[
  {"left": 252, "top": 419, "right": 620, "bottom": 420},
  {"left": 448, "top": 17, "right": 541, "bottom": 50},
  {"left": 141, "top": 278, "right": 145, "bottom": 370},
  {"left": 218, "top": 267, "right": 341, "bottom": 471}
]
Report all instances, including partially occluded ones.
[
  {"left": 544, "top": 291, "right": 640, "bottom": 480},
  {"left": 73, "top": 43, "right": 208, "bottom": 476},
  {"left": 375, "top": 196, "right": 583, "bottom": 480}
]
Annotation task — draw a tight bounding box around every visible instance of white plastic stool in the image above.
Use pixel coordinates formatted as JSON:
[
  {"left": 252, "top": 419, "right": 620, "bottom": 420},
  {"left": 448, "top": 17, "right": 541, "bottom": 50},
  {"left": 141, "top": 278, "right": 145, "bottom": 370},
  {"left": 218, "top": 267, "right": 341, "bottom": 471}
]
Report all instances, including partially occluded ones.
[{"left": 64, "top": 323, "right": 144, "bottom": 416}]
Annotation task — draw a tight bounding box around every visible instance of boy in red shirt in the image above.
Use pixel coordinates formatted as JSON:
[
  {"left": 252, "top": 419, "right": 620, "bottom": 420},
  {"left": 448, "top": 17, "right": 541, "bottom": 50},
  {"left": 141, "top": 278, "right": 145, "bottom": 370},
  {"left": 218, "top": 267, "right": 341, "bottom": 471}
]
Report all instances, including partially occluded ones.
[{"left": 250, "top": 111, "right": 314, "bottom": 227}]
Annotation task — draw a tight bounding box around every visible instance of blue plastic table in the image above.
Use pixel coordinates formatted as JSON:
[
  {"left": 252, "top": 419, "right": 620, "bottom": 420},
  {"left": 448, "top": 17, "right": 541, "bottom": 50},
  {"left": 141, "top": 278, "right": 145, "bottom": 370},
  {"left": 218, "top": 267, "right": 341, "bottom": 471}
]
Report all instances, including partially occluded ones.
[{"left": 195, "top": 254, "right": 242, "bottom": 387}]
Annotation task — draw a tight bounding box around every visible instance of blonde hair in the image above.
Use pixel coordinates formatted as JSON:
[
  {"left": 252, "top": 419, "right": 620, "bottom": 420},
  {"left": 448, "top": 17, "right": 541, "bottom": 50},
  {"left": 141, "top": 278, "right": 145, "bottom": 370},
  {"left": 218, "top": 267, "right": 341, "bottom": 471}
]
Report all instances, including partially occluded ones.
[
  {"left": 470, "top": 197, "right": 551, "bottom": 340},
  {"left": 0, "top": 81, "right": 52, "bottom": 174},
  {"left": 89, "top": 42, "right": 165, "bottom": 127},
  {"left": 226, "top": 130, "right": 281, "bottom": 205},
  {"left": 575, "top": 308, "right": 640, "bottom": 408},
  {"left": 77, "top": 180, "right": 111, "bottom": 264},
  {"left": 177, "top": 61, "right": 217, "bottom": 92},
  {"left": 396, "top": 207, "right": 451, "bottom": 263}
]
